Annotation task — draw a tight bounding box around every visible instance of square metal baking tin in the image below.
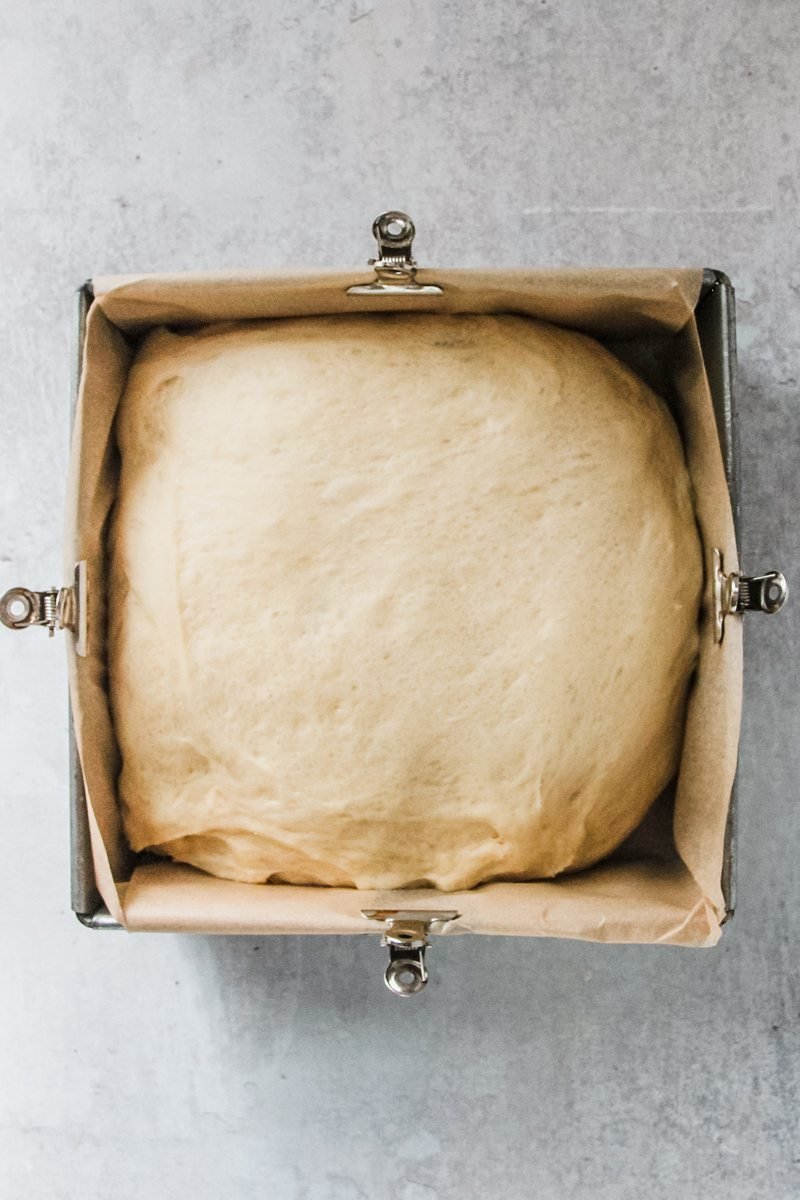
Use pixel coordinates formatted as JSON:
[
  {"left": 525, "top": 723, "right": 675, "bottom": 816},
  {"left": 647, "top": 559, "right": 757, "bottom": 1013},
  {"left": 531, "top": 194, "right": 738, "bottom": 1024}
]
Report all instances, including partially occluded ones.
[{"left": 70, "top": 270, "right": 740, "bottom": 929}]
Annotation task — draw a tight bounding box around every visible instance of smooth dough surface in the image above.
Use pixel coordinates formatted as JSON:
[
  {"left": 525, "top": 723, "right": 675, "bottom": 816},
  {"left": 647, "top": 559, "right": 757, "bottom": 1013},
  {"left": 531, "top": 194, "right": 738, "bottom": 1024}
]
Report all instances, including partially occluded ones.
[{"left": 109, "top": 313, "right": 702, "bottom": 890}]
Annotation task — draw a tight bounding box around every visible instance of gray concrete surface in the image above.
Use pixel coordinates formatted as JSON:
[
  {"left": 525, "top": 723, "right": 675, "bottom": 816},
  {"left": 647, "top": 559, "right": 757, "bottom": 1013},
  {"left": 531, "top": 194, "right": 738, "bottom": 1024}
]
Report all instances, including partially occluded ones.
[{"left": 1, "top": 2, "right": 798, "bottom": 1197}]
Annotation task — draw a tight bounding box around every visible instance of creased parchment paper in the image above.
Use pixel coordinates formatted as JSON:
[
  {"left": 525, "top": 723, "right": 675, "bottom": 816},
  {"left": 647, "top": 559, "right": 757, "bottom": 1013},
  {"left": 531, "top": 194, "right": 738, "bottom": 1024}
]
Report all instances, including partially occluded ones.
[{"left": 64, "top": 267, "right": 741, "bottom": 943}]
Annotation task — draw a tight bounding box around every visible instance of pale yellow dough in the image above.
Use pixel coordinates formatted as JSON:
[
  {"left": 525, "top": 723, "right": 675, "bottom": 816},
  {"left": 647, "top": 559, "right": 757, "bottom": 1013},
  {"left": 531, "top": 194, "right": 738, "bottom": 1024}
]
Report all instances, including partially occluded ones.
[{"left": 109, "top": 314, "right": 702, "bottom": 890}]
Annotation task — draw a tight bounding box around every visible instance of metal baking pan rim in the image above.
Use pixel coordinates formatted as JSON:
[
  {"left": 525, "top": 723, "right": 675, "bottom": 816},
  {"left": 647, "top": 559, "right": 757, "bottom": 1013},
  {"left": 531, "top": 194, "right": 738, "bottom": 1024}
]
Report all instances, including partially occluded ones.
[{"left": 69, "top": 270, "right": 741, "bottom": 931}]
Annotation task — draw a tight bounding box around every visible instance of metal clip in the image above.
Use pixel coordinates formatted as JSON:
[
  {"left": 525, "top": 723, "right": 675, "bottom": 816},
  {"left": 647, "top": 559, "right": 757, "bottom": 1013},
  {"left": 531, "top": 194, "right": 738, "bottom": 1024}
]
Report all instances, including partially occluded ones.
[
  {"left": 0, "top": 561, "right": 87, "bottom": 655},
  {"left": 362, "top": 909, "right": 460, "bottom": 996},
  {"left": 712, "top": 548, "right": 788, "bottom": 643},
  {"left": 346, "top": 211, "right": 443, "bottom": 296}
]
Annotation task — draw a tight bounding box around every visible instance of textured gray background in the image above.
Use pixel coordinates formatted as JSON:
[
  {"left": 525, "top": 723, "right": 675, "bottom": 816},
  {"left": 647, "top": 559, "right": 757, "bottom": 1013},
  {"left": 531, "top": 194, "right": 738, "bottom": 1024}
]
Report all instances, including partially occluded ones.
[{"left": 1, "top": 2, "right": 798, "bottom": 1197}]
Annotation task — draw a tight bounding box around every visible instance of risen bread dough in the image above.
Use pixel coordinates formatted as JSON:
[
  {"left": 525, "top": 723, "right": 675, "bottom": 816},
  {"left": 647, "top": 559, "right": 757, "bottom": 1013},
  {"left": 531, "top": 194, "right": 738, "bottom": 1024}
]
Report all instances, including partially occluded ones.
[{"left": 109, "top": 313, "right": 702, "bottom": 891}]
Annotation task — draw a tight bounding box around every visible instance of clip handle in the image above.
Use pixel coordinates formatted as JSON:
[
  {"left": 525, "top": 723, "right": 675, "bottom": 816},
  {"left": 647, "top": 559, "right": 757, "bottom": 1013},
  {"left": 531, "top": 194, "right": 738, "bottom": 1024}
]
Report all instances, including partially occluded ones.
[
  {"left": 371, "top": 211, "right": 418, "bottom": 282},
  {"left": 385, "top": 942, "right": 429, "bottom": 997},
  {"left": 346, "top": 211, "right": 443, "bottom": 296},
  {"left": 735, "top": 571, "right": 788, "bottom": 615},
  {"left": 0, "top": 563, "right": 87, "bottom": 654},
  {"left": 0, "top": 586, "right": 60, "bottom": 635}
]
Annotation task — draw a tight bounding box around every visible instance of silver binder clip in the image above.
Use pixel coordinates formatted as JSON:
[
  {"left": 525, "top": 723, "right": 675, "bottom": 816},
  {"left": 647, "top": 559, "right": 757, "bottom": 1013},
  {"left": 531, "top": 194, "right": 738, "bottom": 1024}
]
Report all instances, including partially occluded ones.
[
  {"left": 712, "top": 548, "right": 787, "bottom": 643},
  {"left": 347, "top": 211, "right": 443, "bottom": 296},
  {"left": 362, "top": 909, "right": 460, "bottom": 996},
  {"left": 0, "top": 561, "right": 87, "bottom": 655}
]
